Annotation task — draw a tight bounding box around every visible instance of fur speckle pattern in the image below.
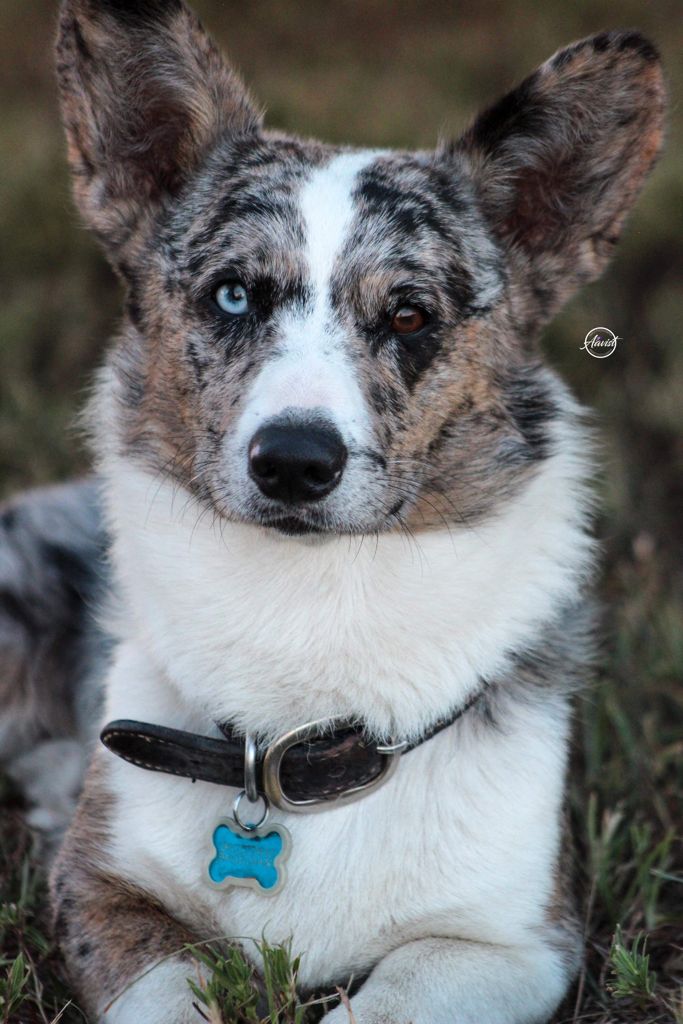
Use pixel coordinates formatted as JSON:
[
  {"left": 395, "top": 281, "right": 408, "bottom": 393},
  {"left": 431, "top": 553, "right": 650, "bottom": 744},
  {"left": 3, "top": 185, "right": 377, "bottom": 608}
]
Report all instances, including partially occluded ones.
[{"left": 0, "top": 1, "right": 666, "bottom": 1020}]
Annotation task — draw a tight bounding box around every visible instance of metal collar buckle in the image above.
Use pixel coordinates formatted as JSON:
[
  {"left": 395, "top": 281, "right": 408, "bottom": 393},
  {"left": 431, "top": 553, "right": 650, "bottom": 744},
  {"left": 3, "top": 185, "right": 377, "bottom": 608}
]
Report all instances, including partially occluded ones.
[{"left": 262, "top": 718, "right": 406, "bottom": 814}]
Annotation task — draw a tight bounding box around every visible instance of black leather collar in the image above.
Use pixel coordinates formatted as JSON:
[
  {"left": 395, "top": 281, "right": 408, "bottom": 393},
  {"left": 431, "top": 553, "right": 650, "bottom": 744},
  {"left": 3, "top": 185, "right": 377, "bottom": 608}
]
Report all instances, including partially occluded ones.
[{"left": 101, "top": 687, "right": 485, "bottom": 811}]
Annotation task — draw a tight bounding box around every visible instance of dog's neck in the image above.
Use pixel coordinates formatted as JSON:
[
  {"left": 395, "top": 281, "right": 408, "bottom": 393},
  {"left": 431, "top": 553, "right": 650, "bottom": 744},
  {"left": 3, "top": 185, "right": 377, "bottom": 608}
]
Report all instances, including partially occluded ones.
[{"left": 99, "top": 414, "right": 593, "bottom": 742}]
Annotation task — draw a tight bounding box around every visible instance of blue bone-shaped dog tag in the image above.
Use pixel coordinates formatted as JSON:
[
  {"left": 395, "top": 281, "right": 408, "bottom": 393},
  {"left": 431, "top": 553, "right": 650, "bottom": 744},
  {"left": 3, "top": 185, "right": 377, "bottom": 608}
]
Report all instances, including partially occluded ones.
[{"left": 208, "top": 819, "right": 290, "bottom": 895}]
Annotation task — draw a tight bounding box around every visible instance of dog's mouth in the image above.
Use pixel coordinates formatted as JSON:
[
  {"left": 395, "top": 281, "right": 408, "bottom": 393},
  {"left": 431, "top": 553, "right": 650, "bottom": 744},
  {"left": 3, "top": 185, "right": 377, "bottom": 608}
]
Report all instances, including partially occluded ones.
[
  {"left": 264, "top": 514, "right": 327, "bottom": 537},
  {"left": 251, "top": 498, "right": 407, "bottom": 538}
]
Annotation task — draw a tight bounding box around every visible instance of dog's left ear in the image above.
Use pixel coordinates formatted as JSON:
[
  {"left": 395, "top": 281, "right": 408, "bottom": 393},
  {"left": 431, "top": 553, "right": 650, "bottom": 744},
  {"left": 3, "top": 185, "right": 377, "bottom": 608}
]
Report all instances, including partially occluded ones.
[
  {"left": 449, "top": 31, "right": 666, "bottom": 333},
  {"left": 56, "top": 0, "right": 261, "bottom": 261}
]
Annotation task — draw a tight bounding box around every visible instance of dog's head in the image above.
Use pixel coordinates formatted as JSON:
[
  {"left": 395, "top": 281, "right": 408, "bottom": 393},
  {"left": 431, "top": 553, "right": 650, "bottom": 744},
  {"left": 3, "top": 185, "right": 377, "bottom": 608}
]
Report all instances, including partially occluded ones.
[{"left": 57, "top": 1, "right": 665, "bottom": 537}]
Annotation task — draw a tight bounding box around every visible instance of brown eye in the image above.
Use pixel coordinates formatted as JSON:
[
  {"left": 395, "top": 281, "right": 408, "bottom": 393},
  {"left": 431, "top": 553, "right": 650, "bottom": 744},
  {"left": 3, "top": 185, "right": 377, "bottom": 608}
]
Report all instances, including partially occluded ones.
[{"left": 391, "top": 306, "right": 426, "bottom": 335}]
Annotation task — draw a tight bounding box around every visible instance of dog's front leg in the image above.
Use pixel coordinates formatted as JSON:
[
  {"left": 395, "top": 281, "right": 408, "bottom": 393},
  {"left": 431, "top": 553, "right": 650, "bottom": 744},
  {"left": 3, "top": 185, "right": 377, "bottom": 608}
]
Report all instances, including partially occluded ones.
[
  {"left": 51, "top": 857, "right": 207, "bottom": 1024},
  {"left": 325, "top": 936, "right": 572, "bottom": 1024},
  {"left": 49, "top": 763, "right": 228, "bottom": 1024}
]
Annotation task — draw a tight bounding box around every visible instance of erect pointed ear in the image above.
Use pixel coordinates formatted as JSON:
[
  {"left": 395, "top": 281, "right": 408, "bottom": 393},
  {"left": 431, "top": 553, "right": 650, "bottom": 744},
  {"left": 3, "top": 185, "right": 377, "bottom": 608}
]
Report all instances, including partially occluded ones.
[
  {"left": 450, "top": 31, "right": 666, "bottom": 332},
  {"left": 56, "top": 0, "right": 261, "bottom": 260}
]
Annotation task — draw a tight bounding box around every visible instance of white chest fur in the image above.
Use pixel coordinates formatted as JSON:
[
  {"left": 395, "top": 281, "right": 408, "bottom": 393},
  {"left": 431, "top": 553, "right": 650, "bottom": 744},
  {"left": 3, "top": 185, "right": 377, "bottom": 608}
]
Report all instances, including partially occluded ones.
[
  {"left": 104, "top": 656, "right": 570, "bottom": 988},
  {"left": 98, "top": 428, "right": 592, "bottom": 987}
]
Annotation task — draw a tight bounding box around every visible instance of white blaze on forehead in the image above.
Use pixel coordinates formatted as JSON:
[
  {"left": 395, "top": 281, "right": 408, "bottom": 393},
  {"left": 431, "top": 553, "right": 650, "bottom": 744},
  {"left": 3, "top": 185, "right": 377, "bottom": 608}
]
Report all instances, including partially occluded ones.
[
  {"left": 236, "top": 150, "right": 382, "bottom": 450},
  {"left": 300, "top": 150, "right": 381, "bottom": 303}
]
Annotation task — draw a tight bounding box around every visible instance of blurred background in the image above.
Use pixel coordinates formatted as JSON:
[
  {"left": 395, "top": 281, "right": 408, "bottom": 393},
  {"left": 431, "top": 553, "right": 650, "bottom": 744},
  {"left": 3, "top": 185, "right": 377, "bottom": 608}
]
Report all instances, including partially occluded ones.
[{"left": 0, "top": 1, "right": 681, "bottom": 1021}]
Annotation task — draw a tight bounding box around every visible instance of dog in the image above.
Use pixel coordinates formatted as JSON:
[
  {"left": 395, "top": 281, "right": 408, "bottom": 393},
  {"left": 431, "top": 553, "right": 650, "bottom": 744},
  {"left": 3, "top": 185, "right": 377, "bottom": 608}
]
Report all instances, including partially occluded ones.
[{"left": 0, "top": 1, "right": 665, "bottom": 1020}]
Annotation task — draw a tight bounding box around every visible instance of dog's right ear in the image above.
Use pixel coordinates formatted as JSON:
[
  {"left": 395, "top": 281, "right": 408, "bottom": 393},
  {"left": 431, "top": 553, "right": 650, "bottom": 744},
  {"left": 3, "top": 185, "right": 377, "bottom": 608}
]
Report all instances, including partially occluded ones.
[{"left": 56, "top": 0, "right": 261, "bottom": 260}]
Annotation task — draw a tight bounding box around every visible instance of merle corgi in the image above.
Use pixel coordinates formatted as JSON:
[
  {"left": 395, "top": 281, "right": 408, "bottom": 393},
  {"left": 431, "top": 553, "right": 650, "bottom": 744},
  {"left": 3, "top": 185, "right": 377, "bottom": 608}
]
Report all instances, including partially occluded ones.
[{"left": 0, "top": 2, "right": 665, "bottom": 1021}]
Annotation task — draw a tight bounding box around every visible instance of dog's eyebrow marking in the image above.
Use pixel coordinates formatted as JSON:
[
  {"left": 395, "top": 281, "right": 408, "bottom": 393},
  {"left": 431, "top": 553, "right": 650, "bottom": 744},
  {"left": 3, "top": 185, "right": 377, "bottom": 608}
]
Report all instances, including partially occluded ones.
[{"left": 299, "top": 150, "right": 383, "bottom": 312}]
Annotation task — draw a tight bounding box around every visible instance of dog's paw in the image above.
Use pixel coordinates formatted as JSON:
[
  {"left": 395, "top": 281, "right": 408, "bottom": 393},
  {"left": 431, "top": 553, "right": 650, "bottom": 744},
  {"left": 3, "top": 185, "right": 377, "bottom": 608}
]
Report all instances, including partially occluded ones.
[{"left": 101, "top": 959, "right": 203, "bottom": 1024}]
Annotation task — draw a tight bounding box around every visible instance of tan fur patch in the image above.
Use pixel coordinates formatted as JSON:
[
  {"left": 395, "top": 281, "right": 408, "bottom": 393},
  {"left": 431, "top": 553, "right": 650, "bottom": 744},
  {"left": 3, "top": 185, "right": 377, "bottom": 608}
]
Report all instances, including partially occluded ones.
[{"left": 50, "top": 756, "right": 198, "bottom": 1016}]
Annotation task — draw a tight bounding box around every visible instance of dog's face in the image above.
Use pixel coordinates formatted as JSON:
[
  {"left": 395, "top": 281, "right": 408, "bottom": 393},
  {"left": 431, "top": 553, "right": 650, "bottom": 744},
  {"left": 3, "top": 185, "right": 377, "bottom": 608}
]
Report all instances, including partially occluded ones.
[
  {"left": 153, "top": 143, "right": 507, "bottom": 536},
  {"left": 57, "top": 0, "right": 664, "bottom": 537}
]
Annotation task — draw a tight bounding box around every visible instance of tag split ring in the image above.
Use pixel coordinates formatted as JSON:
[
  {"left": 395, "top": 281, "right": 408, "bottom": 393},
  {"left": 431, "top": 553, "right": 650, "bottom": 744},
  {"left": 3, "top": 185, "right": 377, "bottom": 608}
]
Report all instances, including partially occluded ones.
[{"left": 244, "top": 732, "right": 259, "bottom": 803}]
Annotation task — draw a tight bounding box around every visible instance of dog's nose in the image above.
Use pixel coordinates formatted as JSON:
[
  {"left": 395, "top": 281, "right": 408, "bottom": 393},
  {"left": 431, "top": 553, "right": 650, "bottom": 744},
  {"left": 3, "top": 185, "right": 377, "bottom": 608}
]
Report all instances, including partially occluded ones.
[{"left": 248, "top": 422, "right": 347, "bottom": 503}]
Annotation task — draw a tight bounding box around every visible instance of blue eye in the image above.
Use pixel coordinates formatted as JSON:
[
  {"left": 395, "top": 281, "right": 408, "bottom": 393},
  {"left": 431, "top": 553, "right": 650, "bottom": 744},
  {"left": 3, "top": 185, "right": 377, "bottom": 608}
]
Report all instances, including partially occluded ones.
[{"left": 215, "top": 281, "right": 250, "bottom": 316}]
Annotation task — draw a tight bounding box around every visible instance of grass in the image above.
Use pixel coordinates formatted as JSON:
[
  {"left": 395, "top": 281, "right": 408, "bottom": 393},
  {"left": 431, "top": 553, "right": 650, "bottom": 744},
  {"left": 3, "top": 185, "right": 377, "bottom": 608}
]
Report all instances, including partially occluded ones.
[
  {"left": 608, "top": 927, "right": 657, "bottom": 1004},
  {"left": 185, "top": 938, "right": 332, "bottom": 1023},
  {"left": 0, "top": 809, "right": 76, "bottom": 1024},
  {"left": 1, "top": 0, "right": 682, "bottom": 1021}
]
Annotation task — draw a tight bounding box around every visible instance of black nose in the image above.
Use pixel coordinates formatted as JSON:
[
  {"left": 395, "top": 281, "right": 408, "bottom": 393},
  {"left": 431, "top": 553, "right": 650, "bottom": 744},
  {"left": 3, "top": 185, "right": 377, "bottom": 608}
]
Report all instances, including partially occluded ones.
[{"left": 248, "top": 422, "right": 348, "bottom": 504}]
